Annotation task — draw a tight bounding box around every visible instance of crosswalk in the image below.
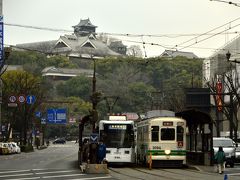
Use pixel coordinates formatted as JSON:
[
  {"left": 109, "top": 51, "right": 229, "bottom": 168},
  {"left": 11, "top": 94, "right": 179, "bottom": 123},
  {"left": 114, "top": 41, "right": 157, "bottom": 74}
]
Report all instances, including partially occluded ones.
[{"left": 0, "top": 169, "right": 112, "bottom": 180}]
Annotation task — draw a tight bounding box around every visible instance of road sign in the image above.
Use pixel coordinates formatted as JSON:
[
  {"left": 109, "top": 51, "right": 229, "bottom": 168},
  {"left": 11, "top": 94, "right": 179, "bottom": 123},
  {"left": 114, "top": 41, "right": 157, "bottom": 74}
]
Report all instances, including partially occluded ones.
[
  {"left": 90, "top": 133, "right": 99, "bottom": 143},
  {"left": 8, "top": 103, "right": 17, "bottom": 107},
  {"left": 26, "top": 95, "right": 36, "bottom": 104},
  {"left": 18, "top": 95, "right": 26, "bottom": 103},
  {"left": 35, "top": 111, "right": 41, "bottom": 118},
  {"left": 8, "top": 95, "right": 17, "bottom": 107},
  {"left": 47, "top": 108, "right": 67, "bottom": 124},
  {"left": 9, "top": 95, "right": 16, "bottom": 103},
  {"left": 41, "top": 118, "right": 46, "bottom": 125}
]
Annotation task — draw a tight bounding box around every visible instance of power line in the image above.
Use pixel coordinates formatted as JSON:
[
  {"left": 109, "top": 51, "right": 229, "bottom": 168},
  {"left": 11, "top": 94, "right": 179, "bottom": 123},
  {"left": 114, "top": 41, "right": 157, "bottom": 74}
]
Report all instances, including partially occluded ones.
[
  {"left": 4, "top": 23, "right": 73, "bottom": 33},
  {"left": 175, "top": 17, "right": 240, "bottom": 48},
  {"left": 179, "top": 23, "right": 240, "bottom": 51},
  {"left": 210, "top": 0, "right": 240, "bottom": 7},
  {"left": 4, "top": 21, "right": 240, "bottom": 53},
  {"left": 5, "top": 22, "right": 240, "bottom": 39}
]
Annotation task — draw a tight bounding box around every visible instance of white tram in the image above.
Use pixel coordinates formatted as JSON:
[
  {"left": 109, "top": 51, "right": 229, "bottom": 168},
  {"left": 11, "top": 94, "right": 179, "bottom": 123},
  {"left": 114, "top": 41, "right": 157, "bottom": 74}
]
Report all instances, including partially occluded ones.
[
  {"left": 136, "top": 110, "right": 186, "bottom": 167},
  {"left": 99, "top": 116, "right": 136, "bottom": 164}
]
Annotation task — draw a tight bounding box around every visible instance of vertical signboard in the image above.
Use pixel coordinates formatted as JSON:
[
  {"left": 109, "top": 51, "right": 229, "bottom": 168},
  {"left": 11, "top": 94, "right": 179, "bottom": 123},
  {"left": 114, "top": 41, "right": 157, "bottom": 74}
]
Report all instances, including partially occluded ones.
[
  {"left": 216, "top": 81, "right": 223, "bottom": 111},
  {"left": 0, "top": 15, "right": 3, "bottom": 67}
]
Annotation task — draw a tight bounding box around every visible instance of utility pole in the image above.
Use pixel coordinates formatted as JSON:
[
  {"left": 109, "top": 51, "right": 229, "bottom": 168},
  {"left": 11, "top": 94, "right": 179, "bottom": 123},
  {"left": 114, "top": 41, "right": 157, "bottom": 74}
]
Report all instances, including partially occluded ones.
[
  {"left": 0, "top": 0, "right": 3, "bottom": 142},
  {"left": 91, "top": 57, "right": 97, "bottom": 132}
]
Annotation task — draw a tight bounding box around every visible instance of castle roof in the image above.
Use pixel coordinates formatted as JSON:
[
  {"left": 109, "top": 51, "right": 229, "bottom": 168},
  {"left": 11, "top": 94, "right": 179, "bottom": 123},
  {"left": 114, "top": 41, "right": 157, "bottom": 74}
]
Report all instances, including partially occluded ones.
[{"left": 72, "top": 18, "right": 97, "bottom": 28}]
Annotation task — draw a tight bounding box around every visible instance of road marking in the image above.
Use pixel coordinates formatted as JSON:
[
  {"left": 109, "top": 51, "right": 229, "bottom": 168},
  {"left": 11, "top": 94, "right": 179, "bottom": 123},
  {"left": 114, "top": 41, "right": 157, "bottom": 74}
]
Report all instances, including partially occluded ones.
[
  {"left": 35, "top": 170, "right": 76, "bottom": 175},
  {"left": 0, "top": 173, "right": 33, "bottom": 178},
  {"left": 0, "top": 169, "right": 30, "bottom": 174},
  {"left": 228, "top": 173, "right": 240, "bottom": 176},
  {"left": 69, "top": 176, "right": 112, "bottom": 180},
  {"left": 6, "top": 177, "right": 40, "bottom": 180},
  {"left": 42, "top": 173, "right": 85, "bottom": 179}
]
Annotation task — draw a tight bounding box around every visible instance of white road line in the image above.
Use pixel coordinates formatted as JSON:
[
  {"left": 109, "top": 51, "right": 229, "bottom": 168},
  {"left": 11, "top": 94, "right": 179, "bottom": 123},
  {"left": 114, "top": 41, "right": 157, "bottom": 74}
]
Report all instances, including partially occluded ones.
[
  {"left": 35, "top": 170, "right": 76, "bottom": 175},
  {"left": 0, "top": 173, "right": 33, "bottom": 178},
  {"left": 69, "top": 176, "right": 112, "bottom": 180},
  {"left": 42, "top": 174, "right": 85, "bottom": 179},
  {"left": 0, "top": 170, "right": 30, "bottom": 174},
  {"left": 228, "top": 173, "right": 240, "bottom": 176},
  {"left": 5, "top": 177, "right": 41, "bottom": 180}
]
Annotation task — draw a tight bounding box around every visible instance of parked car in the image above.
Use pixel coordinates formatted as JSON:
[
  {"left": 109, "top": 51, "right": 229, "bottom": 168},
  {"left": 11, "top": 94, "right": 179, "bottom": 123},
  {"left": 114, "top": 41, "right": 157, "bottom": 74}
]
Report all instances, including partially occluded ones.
[
  {"left": 0, "top": 142, "right": 9, "bottom": 155},
  {"left": 235, "top": 146, "right": 240, "bottom": 163},
  {"left": 213, "top": 137, "right": 236, "bottom": 168},
  {"left": 52, "top": 138, "right": 66, "bottom": 144},
  {"left": 9, "top": 142, "right": 21, "bottom": 154},
  {"left": 6, "top": 143, "right": 15, "bottom": 154}
]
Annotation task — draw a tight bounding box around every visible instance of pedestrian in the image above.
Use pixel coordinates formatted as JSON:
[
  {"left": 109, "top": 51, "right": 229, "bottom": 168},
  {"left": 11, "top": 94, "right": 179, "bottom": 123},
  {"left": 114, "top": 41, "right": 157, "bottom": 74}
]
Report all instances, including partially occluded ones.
[
  {"left": 36, "top": 137, "right": 40, "bottom": 149},
  {"left": 214, "top": 146, "right": 226, "bottom": 174},
  {"left": 46, "top": 140, "right": 49, "bottom": 146},
  {"left": 89, "top": 142, "right": 98, "bottom": 164},
  {"left": 82, "top": 138, "right": 89, "bottom": 163},
  {"left": 97, "top": 140, "right": 106, "bottom": 164}
]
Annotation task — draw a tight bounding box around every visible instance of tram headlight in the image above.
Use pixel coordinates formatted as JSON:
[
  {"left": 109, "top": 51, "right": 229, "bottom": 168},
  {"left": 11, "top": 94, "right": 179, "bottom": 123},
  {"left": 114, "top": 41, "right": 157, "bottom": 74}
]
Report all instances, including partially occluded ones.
[{"left": 165, "top": 149, "right": 171, "bottom": 155}]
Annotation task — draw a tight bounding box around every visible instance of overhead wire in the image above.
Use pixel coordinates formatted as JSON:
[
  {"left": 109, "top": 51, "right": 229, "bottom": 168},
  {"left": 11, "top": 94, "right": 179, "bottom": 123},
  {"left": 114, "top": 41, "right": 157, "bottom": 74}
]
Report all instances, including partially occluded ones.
[
  {"left": 4, "top": 20, "right": 240, "bottom": 54},
  {"left": 4, "top": 23, "right": 72, "bottom": 33},
  {"left": 179, "top": 23, "right": 240, "bottom": 51},
  {"left": 210, "top": 0, "right": 240, "bottom": 7},
  {"left": 175, "top": 17, "right": 240, "bottom": 49}
]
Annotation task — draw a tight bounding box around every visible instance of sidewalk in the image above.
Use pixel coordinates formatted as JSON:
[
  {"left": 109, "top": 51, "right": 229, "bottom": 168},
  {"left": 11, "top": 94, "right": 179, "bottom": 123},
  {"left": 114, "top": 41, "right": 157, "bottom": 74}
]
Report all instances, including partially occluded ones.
[{"left": 187, "top": 164, "right": 215, "bottom": 173}]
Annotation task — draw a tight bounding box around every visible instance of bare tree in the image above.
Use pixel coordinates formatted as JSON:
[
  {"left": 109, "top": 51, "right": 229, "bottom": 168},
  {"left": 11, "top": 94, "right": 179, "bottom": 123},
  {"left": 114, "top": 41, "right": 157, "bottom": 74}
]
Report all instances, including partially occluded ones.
[
  {"left": 126, "top": 45, "right": 143, "bottom": 58},
  {"left": 205, "top": 63, "right": 239, "bottom": 142}
]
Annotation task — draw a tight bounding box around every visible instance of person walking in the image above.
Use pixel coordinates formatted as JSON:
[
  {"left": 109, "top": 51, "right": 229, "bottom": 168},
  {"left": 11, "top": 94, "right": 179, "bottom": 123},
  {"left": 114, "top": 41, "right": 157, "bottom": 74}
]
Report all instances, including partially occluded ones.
[
  {"left": 214, "top": 146, "right": 226, "bottom": 174},
  {"left": 82, "top": 138, "right": 89, "bottom": 163},
  {"left": 97, "top": 140, "right": 106, "bottom": 164}
]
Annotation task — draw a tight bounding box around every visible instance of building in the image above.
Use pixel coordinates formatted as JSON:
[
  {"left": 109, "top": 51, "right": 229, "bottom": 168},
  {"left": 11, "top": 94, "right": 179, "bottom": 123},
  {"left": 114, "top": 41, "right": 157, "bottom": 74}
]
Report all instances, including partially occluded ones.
[
  {"left": 42, "top": 66, "right": 93, "bottom": 81},
  {"left": 15, "top": 18, "right": 126, "bottom": 68},
  {"left": 160, "top": 50, "right": 198, "bottom": 59}
]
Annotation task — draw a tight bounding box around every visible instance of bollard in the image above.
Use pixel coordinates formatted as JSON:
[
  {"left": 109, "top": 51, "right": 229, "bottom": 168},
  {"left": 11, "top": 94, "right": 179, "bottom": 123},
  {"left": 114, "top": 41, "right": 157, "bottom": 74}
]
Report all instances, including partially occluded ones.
[{"left": 224, "top": 174, "right": 228, "bottom": 180}]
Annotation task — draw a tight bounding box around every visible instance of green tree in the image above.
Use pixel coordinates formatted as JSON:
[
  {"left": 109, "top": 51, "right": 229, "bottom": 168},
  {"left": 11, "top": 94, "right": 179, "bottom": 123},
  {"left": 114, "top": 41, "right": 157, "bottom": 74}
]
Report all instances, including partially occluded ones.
[
  {"left": 1, "top": 70, "right": 46, "bottom": 144},
  {"left": 6, "top": 51, "right": 77, "bottom": 75},
  {"left": 56, "top": 75, "right": 92, "bottom": 101}
]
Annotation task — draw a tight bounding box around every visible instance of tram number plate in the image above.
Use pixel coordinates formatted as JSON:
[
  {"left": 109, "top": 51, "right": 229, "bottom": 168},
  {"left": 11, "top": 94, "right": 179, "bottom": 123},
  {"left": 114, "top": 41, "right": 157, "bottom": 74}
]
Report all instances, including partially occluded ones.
[{"left": 152, "top": 146, "right": 161, "bottom": 150}]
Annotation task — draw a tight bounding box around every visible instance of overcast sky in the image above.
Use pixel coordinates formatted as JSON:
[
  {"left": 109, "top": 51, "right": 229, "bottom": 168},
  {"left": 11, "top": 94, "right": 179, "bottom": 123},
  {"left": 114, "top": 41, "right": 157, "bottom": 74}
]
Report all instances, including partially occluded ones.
[{"left": 2, "top": 0, "right": 240, "bottom": 58}]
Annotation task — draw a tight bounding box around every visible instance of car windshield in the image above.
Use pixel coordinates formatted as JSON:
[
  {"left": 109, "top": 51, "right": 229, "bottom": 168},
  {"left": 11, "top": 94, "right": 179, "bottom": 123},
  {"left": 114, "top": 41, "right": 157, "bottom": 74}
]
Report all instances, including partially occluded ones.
[{"left": 213, "top": 139, "right": 233, "bottom": 147}]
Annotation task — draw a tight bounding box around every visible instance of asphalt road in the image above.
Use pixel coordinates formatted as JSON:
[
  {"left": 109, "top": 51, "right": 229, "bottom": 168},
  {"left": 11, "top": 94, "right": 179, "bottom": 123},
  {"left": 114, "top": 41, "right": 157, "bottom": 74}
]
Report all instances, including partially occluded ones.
[{"left": 0, "top": 142, "right": 239, "bottom": 180}]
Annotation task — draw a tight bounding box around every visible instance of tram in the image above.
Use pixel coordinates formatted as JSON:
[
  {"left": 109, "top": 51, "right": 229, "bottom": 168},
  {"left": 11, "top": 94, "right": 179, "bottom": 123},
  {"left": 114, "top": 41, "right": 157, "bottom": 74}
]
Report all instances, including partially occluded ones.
[
  {"left": 99, "top": 115, "right": 136, "bottom": 164},
  {"left": 136, "top": 110, "right": 187, "bottom": 167}
]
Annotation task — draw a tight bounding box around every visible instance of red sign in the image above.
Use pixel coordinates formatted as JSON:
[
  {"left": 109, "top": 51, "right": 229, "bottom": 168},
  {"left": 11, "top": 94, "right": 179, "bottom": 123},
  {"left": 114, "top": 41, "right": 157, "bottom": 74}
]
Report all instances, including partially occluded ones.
[
  {"left": 178, "top": 141, "right": 183, "bottom": 147},
  {"left": 18, "top": 95, "right": 26, "bottom": 103},
  {"left": 216, "top": 81, "right": 223, "bottom": 111}
]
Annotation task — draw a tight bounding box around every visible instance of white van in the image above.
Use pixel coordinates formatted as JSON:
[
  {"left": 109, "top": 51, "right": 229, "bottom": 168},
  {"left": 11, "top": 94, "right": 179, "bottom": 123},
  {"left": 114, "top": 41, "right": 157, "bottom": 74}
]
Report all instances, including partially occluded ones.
[{"left": 213, "top": 137, "right": 236, "bottom": 168}]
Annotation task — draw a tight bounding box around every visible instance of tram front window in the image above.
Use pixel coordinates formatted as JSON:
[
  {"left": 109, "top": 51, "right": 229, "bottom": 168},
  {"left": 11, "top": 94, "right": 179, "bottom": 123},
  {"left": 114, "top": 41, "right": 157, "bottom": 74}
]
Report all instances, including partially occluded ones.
[
  {"left": 101, "top": 124, "right": 134, "bottom": 148},
  {"left": 161, "top": 128, "right": 175, "bottom": 140}
]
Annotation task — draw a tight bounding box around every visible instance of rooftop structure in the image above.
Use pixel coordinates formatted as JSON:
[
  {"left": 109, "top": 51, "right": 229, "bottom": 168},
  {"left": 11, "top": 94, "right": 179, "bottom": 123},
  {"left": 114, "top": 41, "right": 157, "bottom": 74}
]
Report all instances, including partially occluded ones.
[
  {"left": 160, "top": 50, "right": 198, "bottom": 59},
  {"left": 15, "top": 18, "right": 126, "bottom": 60}
]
